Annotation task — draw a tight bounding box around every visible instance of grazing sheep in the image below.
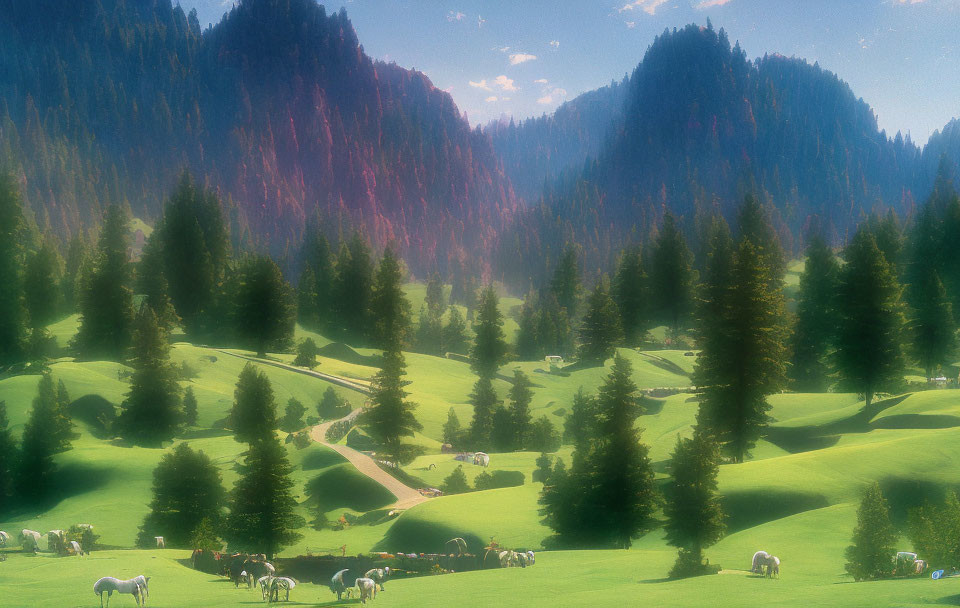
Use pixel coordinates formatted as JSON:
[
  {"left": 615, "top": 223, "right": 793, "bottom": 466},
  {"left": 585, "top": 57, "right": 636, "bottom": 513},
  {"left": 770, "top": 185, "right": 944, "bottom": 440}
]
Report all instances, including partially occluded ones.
[
  {"left": 767, "top": 555, "right": 780, "bottom": 578},
  {"left": 498, "top": 550, "right": 518, "bottom": 568},
  {"left": 356, "top": 577, "right": 377, "bottom": 604},
  {"left": 19, "top": 529, "right": 42, "bottom": 552},
  {"left": 0, "top": 530, "right": 10, "bottom": 547},
  {"left": 751, "top": 550, "right": 770, "bottom": 574},
  {"left": 526, "top": 550, "right": 535, "bottom": 565},
  {"left": 267, "top": 576, "right": 297, "bottom": 602},
  {"left": 364, "top": 567, "right": 390, "bottom": 591},
  {"left": 330, "top": 569, "right": 350, "bottom": 600}
]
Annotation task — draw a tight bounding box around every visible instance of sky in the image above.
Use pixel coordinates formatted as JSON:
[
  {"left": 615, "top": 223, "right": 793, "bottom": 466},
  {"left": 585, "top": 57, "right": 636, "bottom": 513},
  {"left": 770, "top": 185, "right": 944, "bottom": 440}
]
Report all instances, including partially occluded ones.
[{"left": 179, "top": 0, "right": 960, "bottom": 145}]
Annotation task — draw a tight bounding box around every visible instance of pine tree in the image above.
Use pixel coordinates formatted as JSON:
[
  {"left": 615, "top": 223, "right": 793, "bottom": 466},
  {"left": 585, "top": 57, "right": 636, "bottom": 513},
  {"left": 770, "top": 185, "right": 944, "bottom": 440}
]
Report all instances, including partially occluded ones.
[
  {"left": 136, "top": 236, "right": 179, "bottom": 332},
  {"left": 333, "top": 233, "right": 374, "bottom": 345},
  {"left": 226, "top": 436, "right": 305, "bottom": 559},
  {"left": 563, "top": 388, "right": 598, "bottom": 451},
  {"left": 550, "top": 246, "right": 582, "bottom": 316},
  {"left": 909, "top": 272, "right": 956, "bottom": 379},
  {"left": 508, "top": 370, "right": 534, "bottom": 450},
  {"left": 442, "top": 464, "right": 470, "bottom": 494},
  {"left": 790, "top": 236, "right": 841, "bottom": 391},
  {"left": 414, "top": 304, "right": 443, "bottom": 356},
  {"left": 490, "top": 405, "right": 515, "bottom": 452},
  {"left": 425, "top": 273, "right": 445, "bottom": 316},
  {"left": 443, "top": 306, "right": 470, "bottom": 354},
  {"left": 52, "top": 378, "right": 76, "bottom": 450},
  {"left": 664, "top": 431, "right": 726, "bottom": 577},
  {"left": 589, "top": 354, "right": 658, "bottom": 548},
  {"left": 869, "top": 211, "right": 903, "bottom": 273},
  {"left": 0, "top": 174, "right": 27, "bottom": 365},
  {"left": 358, "top": 349, "right": 423, "bottom": 464},
  {"left": 470, "top": 286, "right": 508, "bottom": 379},
  {"left": 469, "top": 376, "right": 499, "bottom": 448},
  {"left": 156, "top": 174, "right": 229, "bottom": 340},
  {"left": 370, "top": 247, "right": 411, "bottom": 351},
  {"left": 515, "top": 297, "right": 541, "bottom": 361},
  {"left": 60, "top": 235, "right": 89, "bottom": 315},
  {"left": 695, "top": 239, "right": 786, "bottom": 462},
  {"left": 297, "top": 267, "right": 319, "bottom": 328},
  {"left": 230, "top": 364, "right": 278, "bottom": 444},
  {"left": 317, "top": 386, "right": 350, "bottom": 420},
  {"left": 845, "top": 482, "right": 896, "bottom": 581},
  {"left": 737, "top": 195, "right": 786, "bottom": 285},
  {"left": 0, "top": 401, "right": 15, "bottom": 514},
  {"left": 23, "top": 241, "right": 62, "bottom": 330},
  {"left": 292, "top": 338, "right": 319, "bottom": 368},
  {"left": 280, "top": 398, "right": 307, "bottom": 432},
  {"left": 649, "top": 213, "right": 694, "bottom": 334},
  {"left": 442, "top": 407, "right": 462, "bottom": 447},
  {"left": 73, "top": 205, "right": 135, "bottom": 360},
  {"left": 136, "top": 443, "right": 226, "bottom": 548},
  {"left": 527, "top": 415, "right": 561, "bottom": 452},
  {"left": 16, "top": 374, "right": 74, "bottom": 504},
  {"left": 577, "top": 278, "right": 623, "bottom": 366},
  {"left": 183, "top": 386, "right": 199, "bottom": 426},
  {"left": 533, "top": 452, "right": 553, "bottom": 483},
  {"left": 301, "top": 230, "right": 335, "bottom": 331},
  {"left": 234, "top": 256, "right": 296, "bottom": 357},
  {"left": 835, "top": 228, "right": 906, "bottom": 407},
  {"left": 613, "top": 247, "right": 649, "bottom": 346},
  {"left": 117, "top": 307, "right": 183, "bottom": 446}
]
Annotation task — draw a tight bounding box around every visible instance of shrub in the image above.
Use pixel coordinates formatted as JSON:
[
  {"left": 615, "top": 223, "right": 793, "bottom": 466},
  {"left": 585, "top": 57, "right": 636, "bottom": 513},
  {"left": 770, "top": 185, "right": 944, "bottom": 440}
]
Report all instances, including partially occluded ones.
[
  {"left": 317, "top": 387, "right": 351, "bottom": 420},
  {"left": 325, "top": 420, "right": 352, "bottom": 443},
  {"left": 474, "top": 469, "right": 525, "bottom": 491},
  {"left": 669, "top": 547, "right": 721, "bottom": 579},
  {"left": 442, "top": 465, "right": 470, "bottom": 494},
  {"left": 293, "top": 338, "right": 319, "bottom": 369}
]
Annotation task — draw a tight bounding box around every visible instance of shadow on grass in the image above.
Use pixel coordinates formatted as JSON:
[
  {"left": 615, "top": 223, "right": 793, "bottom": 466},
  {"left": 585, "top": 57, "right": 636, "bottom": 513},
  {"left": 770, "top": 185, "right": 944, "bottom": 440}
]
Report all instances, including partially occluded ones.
[
  {"left": 936, "top": 593, "right": 960, "bottom": 605},
  {"left": 373, "top": 518, "right": 484, "bottom": 555},
  {"left": 304, "top": 465, "right": 395, "bottom": 512},
  {"left": 68, "top": 394, "right": 116, "bottom": 438},
  {"left": 180, "top": 427, "right": 234, "bottom": 439},
  {"left": 870, "top": 414, "right": 960, "bottom": 430},
  {"left": 879, "top": 477, "right": 960, "bottom": 526},
  {"left": 302, "top": 449, "right": 348, "bottom": 471},
  {"left": 720, "top": 490, "right": 829, "bottom": 533}
]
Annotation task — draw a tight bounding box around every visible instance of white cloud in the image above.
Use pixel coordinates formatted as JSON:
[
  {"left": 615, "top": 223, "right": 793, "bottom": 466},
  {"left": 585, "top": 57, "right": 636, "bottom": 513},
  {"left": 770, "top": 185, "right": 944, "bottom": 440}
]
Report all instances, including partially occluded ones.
[
  {"left": 618, "top": 0, "right": 669, "bottom": 15},
  {"left": 447, "top": 10, "right": 465, "bottom": 21},
  {"left": 485, "top": 96, "right": 498, "bottom": 102},
  {"left": 534, "top": 78, "right": 549, "bottom": 84},
  {"left": 493, "top": 46, "right": 511, "bottom": 53},
  {"left": 696, "top": 0, "right": 732, "bottom": 8},
  {"left": 625, "top": 21, "right": 637, "bottom": 28},
  {"left": 537, "top": 86, "right": 567, "bottom": 105},
  {"left": 553, "top": 88, "right": 567, "bottom": 97},
  {"left": 469, "top": 79, "right": 492, "bottom": 91},
  {"left": 494, "top": 75, "right": 517, "bottom": 91},
  {"left": 478, "top": 15, "right": 487, "bottom": 28},
  {"left": 549, "top": 40, "right": 560, "bottom": 48},
  {"left": 509, "top": 53, "right": 537, "bottom": 65},
  {"left": 537, "top": 95, "right": 553, "bottom": 104}
]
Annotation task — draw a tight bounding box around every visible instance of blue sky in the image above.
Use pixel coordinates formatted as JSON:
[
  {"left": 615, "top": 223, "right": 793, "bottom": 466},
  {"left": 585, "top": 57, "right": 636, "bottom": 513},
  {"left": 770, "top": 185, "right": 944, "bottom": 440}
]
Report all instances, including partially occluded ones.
[{"left": 180, "top": 0, "right": 960, "bottom": 144}]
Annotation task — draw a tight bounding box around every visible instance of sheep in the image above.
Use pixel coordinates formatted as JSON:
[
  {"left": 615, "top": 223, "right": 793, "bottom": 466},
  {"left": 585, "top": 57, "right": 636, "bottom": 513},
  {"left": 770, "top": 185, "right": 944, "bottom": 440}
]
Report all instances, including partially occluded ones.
[
  {"left": 356, "top": 577, "right": 377, "bottom": 604},
  {"left": 330, "top": 569, "right": 350, "bottom": 600},
  {"left": 267, "top": 576, "right": 297, "bottom": 602},
  {"left": 0, "top": 531, "right": 10, "bottom": 547},
  {"left": 364, "top": 567, "right": 390, "bottom": 591},
  {"left": 69, "top": 540, "right": 86, "bottom": 556}
]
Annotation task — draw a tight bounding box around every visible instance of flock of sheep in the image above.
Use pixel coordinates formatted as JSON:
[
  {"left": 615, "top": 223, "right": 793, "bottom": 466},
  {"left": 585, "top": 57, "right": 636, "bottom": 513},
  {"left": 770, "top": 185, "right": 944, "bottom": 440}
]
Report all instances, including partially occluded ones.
[{"left": 3, "top": 527, "right": 88, "bottom": 557}]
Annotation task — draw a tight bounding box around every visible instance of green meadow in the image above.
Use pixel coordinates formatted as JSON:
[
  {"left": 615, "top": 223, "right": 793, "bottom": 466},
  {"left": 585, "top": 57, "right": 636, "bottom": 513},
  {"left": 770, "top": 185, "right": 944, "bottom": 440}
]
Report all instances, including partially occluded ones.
[{"left": 3, "top": 300, "right": 960, "bottom": 606}]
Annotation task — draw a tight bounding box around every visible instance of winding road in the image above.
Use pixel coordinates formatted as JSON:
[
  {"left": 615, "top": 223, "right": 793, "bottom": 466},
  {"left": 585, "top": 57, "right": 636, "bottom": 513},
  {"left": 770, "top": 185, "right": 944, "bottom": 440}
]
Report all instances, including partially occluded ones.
[{"left": 214, "top": 348, "right": 429, "bottom": 510}]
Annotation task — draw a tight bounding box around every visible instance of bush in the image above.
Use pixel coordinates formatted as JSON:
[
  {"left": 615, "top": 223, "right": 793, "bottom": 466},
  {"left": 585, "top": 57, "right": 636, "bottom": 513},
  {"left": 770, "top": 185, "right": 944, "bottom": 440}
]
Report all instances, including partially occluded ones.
[
  {"left": 325, "top": 420, "right": 352, "bottom": 443},
  {"left": 293, "top": 338, "right": 319, "bottom": 369},
  {"left": 474, "top": 470, "right": 525, "bottom": 491},
  {"left": 177, "top": 361, "right": 198, "bottom": 380},
  {"left": 317, "top": 387, "right": 352, "bottom": 420},
  {"left": 442, "top": 465, "right": 470, "bottom": 494},
  {"left": 67, "top": 525, "right": 100, "bottom": 552},
  {"left": 527, "top": 415, "right": 561, "bottom": 452},
  {"left": 305, "top": 415, "right": 319, "bottom": 426}
]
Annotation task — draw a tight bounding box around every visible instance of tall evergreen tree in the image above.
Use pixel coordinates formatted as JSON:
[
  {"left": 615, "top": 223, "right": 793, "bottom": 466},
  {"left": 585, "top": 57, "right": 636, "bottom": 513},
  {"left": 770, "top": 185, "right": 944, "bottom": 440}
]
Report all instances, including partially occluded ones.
[
  {"left": 869, "top": 211, "right": 903, "bottom": 274},
  {"left": 845, "top": 482, "right": 896, "bottom": 581},
  {"left": 515, "top": 297, "right": 541, "bottom": 361},
  {"left": 470, "top": 286, "right": 508, "bottom": 379},
  {"left": 60, "top": 235, "right": 89, "bottom": 315},
  {"left": 508, "top": 370, "right": 534, "bottom": 450},
  {"left": 233, "top": 256, "right": 296, "bottom": 357},
  {"left": 737, "top": 195, "right": 786, "bottom": 284},
  {"left": 226, "top": 436, "right": 305, "bottom": 559},
  {"left": 230, "top": 364, "right": 278, "bottom": 444},
  {"left": 23, "top": 241, "right": 62, "bottom": 330},
  {"left": 136, "top": 443, "right": 226, "bottom": 548},
  {"left": 183, "top": 386, "right": 199, "bottom": 427},
  {"left": 156, "top": 174, "right": 229, "bottom": 339},
  {"left": 442, "top": 407, "right": 462, "bottom": 447},
  {"left": 468, "top": 376, "right": 499, "bottom": 448},
  {"left": 490, "top": 405, "right": 515, "bottom": 452},
  {"left": 577, "top": 278, "right": 623, "bottom": 366},
  {"left": 117, "top": 307, "right": 183, "bottom": 445},
  {"left": 359, "top": 349, "right": 423, "bottom": 465},
  {"left": 790, "top": 236, "right": 841, "bottom": 391},
  {"left": 664, "top": 431, "right": 726, "bottom": 577},
  {"left": 0, "top": 174, "right": 27, "bottom": 365},
  {"left": 16, "top": 374, "right": 74, "bottom": 504},
  {"left": 73, "top": 205, "right": 135, "bottom": 360},
  {"left": 649, "top": 213, "right": 694, "bottom": 334},
  {"left": 333, "top": 233, "right": 374, "bottom": 345},
  {"left": 0, "top": 402, "right": 15, "bottom": 514},
  {"left": 303, "top": 230, "right": 335, "bottom": 331},
  {"left": 835, "top": 228, "right": 906, "bottom": 407},
  {"left": 563, "top": 387, "right": 598, "bottom": 453},
  {"left": 443, "top": 306, "right": 470, "bottom": 355},
  {"left": 550, "top": 246, "right": 582, "bottom": 316},
  {"left": 613, "top": 247, "right": 649, "bottom": 346},
  {"left": 136, "top": 236, "right": 179, "bottom": 332},
  {"left": 370, "top": 247, "right": 411, "bottom": 351},
  {"left": 909, "top": 272, "right": 956, "bottom": 379},
  {"left": 694, "top": 239, "right": 787, "bottom": 463}
]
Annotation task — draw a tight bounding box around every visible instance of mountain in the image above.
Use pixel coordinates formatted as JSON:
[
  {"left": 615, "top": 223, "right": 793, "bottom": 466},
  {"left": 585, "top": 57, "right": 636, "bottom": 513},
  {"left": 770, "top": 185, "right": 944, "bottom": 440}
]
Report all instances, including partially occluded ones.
[
  {"left": 487, "top": 77, "right": 630, "bottom": 203},
  {"left": 495, "top": 24, "right": 933, "bottom": 290},
  {"left": 0, "top": 0, "right": 516, "bottom": 273}
]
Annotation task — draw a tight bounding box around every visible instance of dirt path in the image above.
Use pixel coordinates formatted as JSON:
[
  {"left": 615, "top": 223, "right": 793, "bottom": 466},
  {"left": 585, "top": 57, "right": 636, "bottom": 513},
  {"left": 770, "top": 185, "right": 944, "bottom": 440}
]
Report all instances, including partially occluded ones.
[
  {"left": 213, "top": 349, "right": 371, "bottom": 394},
  {"left": 214, "top": 348, "right": 428, "bottom": 510},
  {"left": 310, "top": 411, "right": 429, "bottom": 510}
]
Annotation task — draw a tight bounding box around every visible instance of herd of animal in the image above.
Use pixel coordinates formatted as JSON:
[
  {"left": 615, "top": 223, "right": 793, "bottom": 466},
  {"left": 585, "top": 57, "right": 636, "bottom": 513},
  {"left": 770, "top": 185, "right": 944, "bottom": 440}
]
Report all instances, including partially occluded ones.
[
  {"left": 330, "top": 567, "right": 391, "bottom": 604},
  {"left": 3, "top": 528, "right": 89, "bottom": 557},
  {"left": 499, "top": 550, "right": 536, "bottom": 568}
]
